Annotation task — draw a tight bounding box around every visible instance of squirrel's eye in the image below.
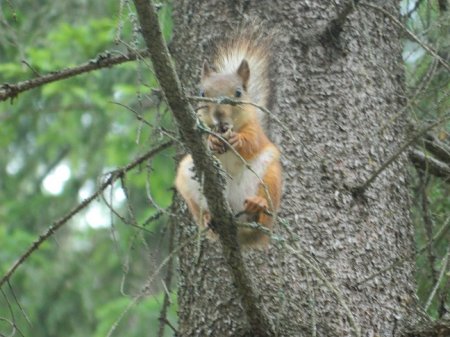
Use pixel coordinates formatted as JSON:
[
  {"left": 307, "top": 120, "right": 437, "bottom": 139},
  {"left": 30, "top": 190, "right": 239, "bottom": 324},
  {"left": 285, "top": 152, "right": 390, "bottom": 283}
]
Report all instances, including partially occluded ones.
[
  {"left": 200, "top": 89, "right": 205, "bottom": 97},
  {"left": 235, "top": 88, "right": 242, "bottom": 98}
]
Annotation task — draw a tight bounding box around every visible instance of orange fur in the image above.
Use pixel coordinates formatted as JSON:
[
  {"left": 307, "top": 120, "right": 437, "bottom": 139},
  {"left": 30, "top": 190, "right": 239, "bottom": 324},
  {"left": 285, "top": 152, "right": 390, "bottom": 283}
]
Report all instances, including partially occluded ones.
[
  {"left": 227, "top": 121, "right": 270, "bottom": 161},
  {"left": 239, "top": 157, "right": 282, "bottom": 247}
]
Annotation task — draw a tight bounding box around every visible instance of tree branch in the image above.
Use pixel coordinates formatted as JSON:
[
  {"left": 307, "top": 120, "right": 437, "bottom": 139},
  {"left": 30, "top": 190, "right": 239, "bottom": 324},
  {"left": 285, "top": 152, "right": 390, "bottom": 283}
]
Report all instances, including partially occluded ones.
[
  {"left": 106, "top": 227, "right": 209, "bottom": 337},
  {"left": 190, "top": 95, "right": 297, "bottom": 141},
  {"left": 0, "top": 50, "right": 149, "bottom": 102},
  {"left": 354, "top": 215, "right": 450, "bottom": 287},
  {"left": 424, "top": 133, "right": 450, "bottom": 165},
  {"left": 361, "top": 2, "right": 450, "bottom": 72},
  {"left": 409, "top": 149, "right": 450, "bottom": 180},
  {"left": 157, "top": 203, "right": 176, "bottom": 337},
  {"left": 132, "top": 1, "right": 274, "bottom": 335},
  {"left": 353, "top": 115, "right": 450, "bottom": 194},
  {"left": 286, "top": 245, "right": 361, "bottom": 337},
  {"left": 424, "top": 247, "right": 450, "bottom": 311},
  {"left": 402, "top": 319, "right": 450, "bottom": 337},
  {"left": 0, "top": 140, "right": 173, "bottom": 289},
  {"left": 418, "top": 174, "right": 439, "bottom": 288}
]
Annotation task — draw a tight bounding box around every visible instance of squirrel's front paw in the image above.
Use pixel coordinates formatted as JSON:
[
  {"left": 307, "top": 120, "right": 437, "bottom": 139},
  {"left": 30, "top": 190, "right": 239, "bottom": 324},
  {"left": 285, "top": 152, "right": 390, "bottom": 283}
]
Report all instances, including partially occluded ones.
[
  {"left": 227, "top": 131, "right": 242, "bottom": 150},
  {"left": 208, "top": 135, "right": 226, "bottom": 154}
]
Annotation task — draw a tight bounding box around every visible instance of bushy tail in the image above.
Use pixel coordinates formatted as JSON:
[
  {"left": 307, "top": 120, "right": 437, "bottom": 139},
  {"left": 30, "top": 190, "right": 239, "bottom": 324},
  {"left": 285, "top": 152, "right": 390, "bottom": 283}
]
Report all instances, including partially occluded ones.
[{"left": 212, "top": 22, "right": 275, "bottom": 119}]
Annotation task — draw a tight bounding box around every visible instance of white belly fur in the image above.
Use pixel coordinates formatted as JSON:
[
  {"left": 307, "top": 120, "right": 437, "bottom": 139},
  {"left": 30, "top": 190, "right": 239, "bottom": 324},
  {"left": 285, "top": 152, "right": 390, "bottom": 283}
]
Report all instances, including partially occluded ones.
[
  {"left": 218, "top": 146, "right": 277, "bottom": 215},
  {"left": 178, "top": 146, "right": 277, "bottom": 216},
  {"left": 177, "top": 155, "right": 208, "bottom": 211}
]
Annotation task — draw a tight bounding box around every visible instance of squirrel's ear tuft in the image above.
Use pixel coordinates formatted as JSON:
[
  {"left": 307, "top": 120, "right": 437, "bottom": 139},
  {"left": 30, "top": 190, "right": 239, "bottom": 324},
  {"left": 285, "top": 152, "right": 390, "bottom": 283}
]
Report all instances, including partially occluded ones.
[
  {"left": 201, "top": 60, "right": 211, "bottom": 81},
  {"left": 237, "top": 59, "right": 250, "bottom": 89}
]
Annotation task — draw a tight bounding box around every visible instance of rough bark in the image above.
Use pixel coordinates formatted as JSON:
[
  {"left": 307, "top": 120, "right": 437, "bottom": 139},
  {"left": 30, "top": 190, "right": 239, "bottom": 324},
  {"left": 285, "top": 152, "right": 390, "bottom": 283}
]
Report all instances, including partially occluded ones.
[{"left": 171, "top": 1, "right": 416, "bottom": 336}]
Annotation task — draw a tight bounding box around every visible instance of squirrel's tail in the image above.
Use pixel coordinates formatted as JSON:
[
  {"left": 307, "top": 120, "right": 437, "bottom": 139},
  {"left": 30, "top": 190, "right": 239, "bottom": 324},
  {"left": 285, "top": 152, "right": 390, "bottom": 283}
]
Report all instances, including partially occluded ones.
[{"left": 212, "top": 22, "right": 275, "bottom": 117}]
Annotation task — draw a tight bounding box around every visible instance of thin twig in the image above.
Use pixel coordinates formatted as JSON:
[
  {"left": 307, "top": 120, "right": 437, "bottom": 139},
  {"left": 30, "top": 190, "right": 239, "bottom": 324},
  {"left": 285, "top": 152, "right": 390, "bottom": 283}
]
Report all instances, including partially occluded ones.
[
  {"left": 424, "top": 247, "right": 450, "bottom": 311},
  {"left": 409, "top": 149, "right": 450, "bottom": 180},
  {"left": 0, "top": 317, "right": 16, "bottom": 337},
  {"left": 141, "top": 209, "right": 165, "bottom": 227},
  {"left": 111, "top": 100, "right": 180, "bottom": 144},
  {"left": 21, "top": 60, "right": 41, "bottom": 77},
  {"left": 0, "top": 141, "right": 173, "bottom": 289},
  {"left": 438, "top": 270, "right": 450, "bottom": 318},
  {"left": 424, "top": 133, "right": 450, "bottom": 164},
  {"left": 306, "top": 271, "right": 317, "bottom": 337},
  {"left": 286, "top": 245, "right": 361, "bottom": 337},
  {"left": 418, "top": 174, "right": 439, "bottom": 286},
  {"left": 190, "top": 95, "right": 297, "bottom": 141},
  {"left": 158, "top": 316, "right": 178, "bottom": 334},
  {"left": 7, "top": 281, "right": 31, "bottom": 327},
  {"left": 157, "top": 209, "right": 176, "bottom": 337},
  {"left": 354, "top": 215, "right": 450, "bottom": 287},
  {"left": 235, "top": 221, "right": 274, "bottom": 238},
  {"left": 376, "top": 58, "right": 439, "bottom": 139},
  {"left": 354, "top": 114, "right": 450, "bottom": 193},
  {"left": 0, "top": 287, "right": 25, "bottom": 337},
  {"left": 106, "top": 227, "right": 208, "bottom": 337},
  {"left": 0, "top": 50, "right": 149, "bottom": 102},
  {"left": 361, "top": 2, "right": 450, "bottom": 72}
]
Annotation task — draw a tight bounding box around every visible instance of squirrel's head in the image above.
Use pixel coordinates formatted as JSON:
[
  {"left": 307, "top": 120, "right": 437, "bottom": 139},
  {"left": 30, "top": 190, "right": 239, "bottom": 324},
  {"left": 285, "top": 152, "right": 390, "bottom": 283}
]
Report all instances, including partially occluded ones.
[{"left": 198, "top": 59, "right": 255, "bottom": 133}]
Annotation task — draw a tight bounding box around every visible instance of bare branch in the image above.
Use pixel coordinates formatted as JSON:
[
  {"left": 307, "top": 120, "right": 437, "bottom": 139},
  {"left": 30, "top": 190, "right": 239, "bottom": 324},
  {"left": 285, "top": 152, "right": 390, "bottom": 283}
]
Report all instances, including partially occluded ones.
[
  {"left": 354, "top": 115, "right": 450, "bottom": 194},
  {"left": 190, "top": 95, "right": 297, "bottom": 141},
  {"left": 0, "top": 50, "right": 149, "bottom": 102},
  {"left": 132, "top": 0, "right": 274, "bottom": 335},
  {"left": 402, "top": 319, "right": 450, "bottom": 337},
  {"left": 438, "top": 272, "right": 450, "bottom": 318},
  {"left": 424, "top": 133, "right": 450, "bottom": 164},
  {"left": 409, "top": 149, "right": 450, "bottom": 180},
  {"left": 0, "top": 140, "right": 173, "bottom": 289},
  {"left": 157, "top": 205, "right": 176, "bottom": 337},
  {"left": 106, "top": 227, "right": 209, "bottom": 337},
  {"left": 286, "top": 245, "right": 361, "bottom": 337},
  {"left": 158, "top": 316, "right": 178, "bottom": 334},
  {"left": 354, "top": 215, "right": 450, "bottom": 287},
  {"left": 418, "top": 174, "right": 439, "bottom": 288},
  {"left": 361, "top": 2, "right": 450, "bottom": 72},
  {"left": 424, "top": 247, "right": 449, "bottom": 311}
]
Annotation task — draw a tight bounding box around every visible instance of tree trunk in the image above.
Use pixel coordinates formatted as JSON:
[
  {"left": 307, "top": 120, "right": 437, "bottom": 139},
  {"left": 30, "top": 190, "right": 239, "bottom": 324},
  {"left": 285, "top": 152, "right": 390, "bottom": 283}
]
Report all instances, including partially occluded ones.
[{"left": 171, "top": 1, "right": 416, "bottom": 336}]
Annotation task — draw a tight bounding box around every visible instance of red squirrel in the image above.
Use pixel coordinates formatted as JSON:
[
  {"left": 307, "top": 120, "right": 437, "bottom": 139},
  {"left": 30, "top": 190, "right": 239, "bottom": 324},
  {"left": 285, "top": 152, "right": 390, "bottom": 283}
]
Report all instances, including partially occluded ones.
[{"left": 175, "top": 31, "right": 282, "bottom": 248}]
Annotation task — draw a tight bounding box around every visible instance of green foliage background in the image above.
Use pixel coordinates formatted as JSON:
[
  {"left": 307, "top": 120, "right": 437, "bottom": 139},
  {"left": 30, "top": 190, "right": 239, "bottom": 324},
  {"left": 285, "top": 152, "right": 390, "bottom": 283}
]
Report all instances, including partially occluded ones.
[
  {"left": 0, "top": 0, "right": 449, "bottom": 336},
  {"left": 1, "top": 1, "right": 177, "bottom": 336},
  {"left": 403, "top": 0, "right": 450, "bottom": 319}
]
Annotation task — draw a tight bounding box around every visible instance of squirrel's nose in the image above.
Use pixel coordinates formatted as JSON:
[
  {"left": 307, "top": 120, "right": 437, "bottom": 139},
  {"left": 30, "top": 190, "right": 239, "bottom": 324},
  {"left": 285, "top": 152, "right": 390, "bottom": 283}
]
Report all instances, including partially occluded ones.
[{"left": 214, "top": 108, "right": 225, "bottom": 119}]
